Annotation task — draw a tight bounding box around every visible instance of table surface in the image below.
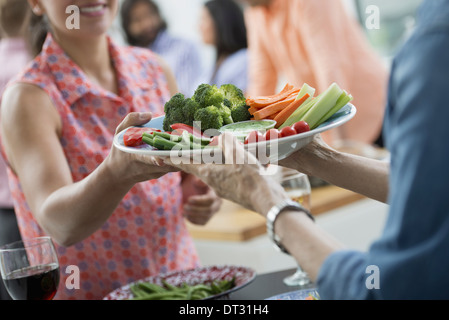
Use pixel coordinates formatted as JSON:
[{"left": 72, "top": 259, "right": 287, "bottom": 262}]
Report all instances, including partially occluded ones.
[
  {"left": 229, "top": 268, "right": 316, "bottom": 300},
  {"left": 187, "top": 185, "right": 365, "bottom": 242}
]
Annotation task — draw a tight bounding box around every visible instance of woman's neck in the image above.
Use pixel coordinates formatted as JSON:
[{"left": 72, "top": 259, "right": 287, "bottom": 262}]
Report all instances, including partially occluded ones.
[{"left": 52, "top": 32, "right": 119, "bottom": 95}]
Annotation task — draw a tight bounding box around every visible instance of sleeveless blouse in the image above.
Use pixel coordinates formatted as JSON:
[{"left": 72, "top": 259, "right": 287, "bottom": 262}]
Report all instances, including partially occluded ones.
[{"left": 4, "top": 33, "right": 199, "bottom": 300}]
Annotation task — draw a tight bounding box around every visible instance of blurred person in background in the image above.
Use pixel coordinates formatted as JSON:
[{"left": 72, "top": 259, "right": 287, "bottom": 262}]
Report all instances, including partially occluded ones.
[
  {"left": 240, "top": 0, "right": 388, "bottom": 147},
  {"left": 121, "top": 0, "right": 203, "bottom": 97},
  {"left": 0, "top": 0, "right": 221, "bottom": 300},
  {"left": 198, "top": 0, "right": 248, "bottom": 93},
  {"left": 0, "top": 0, "right": 31, "bottom": 300}
]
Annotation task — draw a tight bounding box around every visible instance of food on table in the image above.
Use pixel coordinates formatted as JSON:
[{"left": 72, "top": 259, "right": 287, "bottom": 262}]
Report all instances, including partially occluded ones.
[{"left": 128, "top": 278, "right": 236, "bottom": 300}]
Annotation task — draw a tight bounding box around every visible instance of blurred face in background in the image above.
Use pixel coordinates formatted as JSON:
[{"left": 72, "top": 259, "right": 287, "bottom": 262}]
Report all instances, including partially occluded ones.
[
  {"left": 28, "top": 0, "right": 118, "bottom": 40},
  {"left": 127, "top": 0, "right": 162, "bottom": 47},
  {"left": 199, "top": 6, "right": 216, "bottom": 46}
]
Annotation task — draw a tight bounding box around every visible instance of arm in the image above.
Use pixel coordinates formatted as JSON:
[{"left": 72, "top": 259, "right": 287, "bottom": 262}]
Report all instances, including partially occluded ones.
[
  {"left": 165, "top": 133, "right": 345, "bottom": 282},
  {"left": 279, "top": 135, "right": 390, "bottom": 203},
  {"left": 245, "top": 8, "right": 278, "bottom": 96},
  {"left": 1, "top": 84, "right": 176, "bottom": 247}
]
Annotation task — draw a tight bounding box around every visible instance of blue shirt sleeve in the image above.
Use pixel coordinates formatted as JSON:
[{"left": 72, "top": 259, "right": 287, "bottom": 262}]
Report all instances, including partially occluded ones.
[{"left": 316, "top": 0, "right": 449, "bottom": 299}]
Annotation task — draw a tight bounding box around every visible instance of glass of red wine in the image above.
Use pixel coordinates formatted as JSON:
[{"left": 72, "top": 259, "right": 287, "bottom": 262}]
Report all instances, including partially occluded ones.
[{"left": 0, "top": 236, "right": 60, "bottom": 300}]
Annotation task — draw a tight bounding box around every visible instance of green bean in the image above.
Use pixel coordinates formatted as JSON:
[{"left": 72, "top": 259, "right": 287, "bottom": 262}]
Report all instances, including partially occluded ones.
[
  {"left": 161, "top": 279, "right": 178, "bottom": 291},
  {"left": 129, "top": 279, "right": 236, "bottom": 300},
  {"left": 137, "top": 282, "right": 166, "bottom": 294}
]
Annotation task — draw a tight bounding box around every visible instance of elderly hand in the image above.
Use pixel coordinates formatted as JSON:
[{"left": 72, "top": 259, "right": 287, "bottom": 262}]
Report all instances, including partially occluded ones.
[
  {"left": 278, "top": 134, "right": 333, "bottom": 176},
  {"left": 165, "top": 133, "right": 289, "bottom": 216}
]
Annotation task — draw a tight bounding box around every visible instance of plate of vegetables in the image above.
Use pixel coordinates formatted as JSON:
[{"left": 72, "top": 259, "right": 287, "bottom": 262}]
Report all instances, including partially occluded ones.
[
  {"left": 114, "top": 82, "right": 356, "bottom": 162},
  {"left": 103, "top": 265, "right": 256, "bottom": 300}
]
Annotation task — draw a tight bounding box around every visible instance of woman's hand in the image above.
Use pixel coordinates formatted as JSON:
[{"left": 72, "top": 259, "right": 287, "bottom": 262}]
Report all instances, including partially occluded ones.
[
  {"left": 109, "top": 112, "right": 179, "bottom": 185},
  {"left": 181, "top": 174, "right": 222, "bottom": 225},
  {"left": 165, "top": 133, "right": 289, "bottom": 216}
]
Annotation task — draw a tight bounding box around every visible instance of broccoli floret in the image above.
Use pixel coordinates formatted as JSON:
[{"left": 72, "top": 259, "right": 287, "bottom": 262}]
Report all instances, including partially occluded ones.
[
  {"left": 231, "top": 104, "right": 252, "bottom": 123},
  {"left": 194, "top": 106, "right": 224, "bottom": 131},
  {"left": 218, "top": 84, "right": 250, "bottom": 122},
  {"left": 219, "top": 84, "right": 246, "bottom": 107},
  {"left": 163, "top": 93, "right": 188, "bottom": 131},
  {"left": 183, "top": 98, "right": 200, "bottom": 124},
  {"left": 193, "top": 84, "right": 224, "bottom": 108}
]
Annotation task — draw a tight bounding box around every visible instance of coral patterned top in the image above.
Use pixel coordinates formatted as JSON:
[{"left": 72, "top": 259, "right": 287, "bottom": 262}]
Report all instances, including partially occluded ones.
[{"left": 4, "top": 33, "right": 199, "bottom": 300}]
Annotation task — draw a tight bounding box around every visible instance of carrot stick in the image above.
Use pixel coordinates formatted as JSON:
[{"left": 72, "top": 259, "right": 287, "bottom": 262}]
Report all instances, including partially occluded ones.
[
  {"left": 252, "top": 97, "right": 296, "bottom": 120},
  {"left": 248, "top": 106, "right": 259, "bottom": 115},
  {"left": 273, "top": 93, "right": 310, "bottom": 128},
  {"left": 249, "top": 88, "right": 300, "bottom": 108},
  {"left": 245, "top": 83, "right": 294, "bottom": 105},
  {"left": 267, "top": 112, "right": 280, "bottom": 120},
  {"left": 246, "top": 84, "right": 298, "bottom": 107}
]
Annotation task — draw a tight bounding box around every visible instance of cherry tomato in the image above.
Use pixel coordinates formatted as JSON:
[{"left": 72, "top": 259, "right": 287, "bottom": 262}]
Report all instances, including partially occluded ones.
[
  {"left": 280, "top": 126, "right": 297, "bottom": 138},
  {"left": 292, "top": 121, "right": 310, "bottom": 134},
  {"left": 245, "top": 131, "right": 266, "bottom": 144},
  {"left": 264, "top": 128, "right": 281, "bottom": 141},
  {"left": 209, "top": 136, "right": 219, "bottom": 146}
]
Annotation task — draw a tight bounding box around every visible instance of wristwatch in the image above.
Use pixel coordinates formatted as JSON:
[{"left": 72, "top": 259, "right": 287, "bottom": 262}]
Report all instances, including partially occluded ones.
[{"left": 266, "top": 199, "right": 314, "bottom": 254}]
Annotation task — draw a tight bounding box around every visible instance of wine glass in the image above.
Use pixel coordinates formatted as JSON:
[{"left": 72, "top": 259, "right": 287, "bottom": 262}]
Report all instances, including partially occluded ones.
[
  {"left": 0, "top": 236, "right": 60, "bottom": 300},
  {"left": 276, "top": 166, "right": 313, "bottom": 287}
]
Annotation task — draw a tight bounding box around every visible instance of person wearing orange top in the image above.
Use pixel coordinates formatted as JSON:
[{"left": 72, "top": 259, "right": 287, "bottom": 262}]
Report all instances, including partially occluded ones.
[{"left": 242, "top": 0, "right": 388, "bottom": 146}]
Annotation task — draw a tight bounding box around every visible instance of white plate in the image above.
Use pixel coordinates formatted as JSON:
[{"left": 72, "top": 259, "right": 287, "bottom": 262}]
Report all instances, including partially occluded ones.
[{"left": 113, "top": 104, "right": 356, "bottom": 163}]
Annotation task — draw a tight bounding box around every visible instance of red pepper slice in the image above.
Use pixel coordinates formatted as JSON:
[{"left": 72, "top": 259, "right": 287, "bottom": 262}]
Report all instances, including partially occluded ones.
[
  {"left": 170, "top": 123, "right": 203, "bottom": 138},
  {"left": 123, "top": 127, "right": 160, "bottom": 147}
]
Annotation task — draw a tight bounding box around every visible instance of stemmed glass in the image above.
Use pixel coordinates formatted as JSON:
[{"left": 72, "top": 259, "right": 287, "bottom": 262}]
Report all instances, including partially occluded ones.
[
  {"left": 276, "top": 166, "right": 313, "bottom": 287},
  {"left": 0, "top": 236, "right": 60, "bottom": 300}
]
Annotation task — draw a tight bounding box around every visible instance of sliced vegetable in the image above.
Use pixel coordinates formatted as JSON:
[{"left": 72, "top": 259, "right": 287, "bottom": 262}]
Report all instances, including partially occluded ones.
[
  {"left": 170, "top": 123, "right": 204, "bottom": 138},
  {"left": 247, "top": 87, "right": 300, "bottom": 108},
  {"left": 273, "top": 93, "right": 310, "bottom": 128},
  {"left": 300, "top": 83, "right": 343, "bottom": 129},
  {"left": 316, "top": 90, "right": 353, "bottom": 126},
  {"left": 245, "top": 83, "right": 293, "bottom": 106},
  {"left": 252, "top": 96, "right": 296, "bottom": 120},
  {"left": 278, "top": 96, "right": 318, "bottom": 129},
  {"left": 123, "top": 127, "right": 161, "bottom": 147}
]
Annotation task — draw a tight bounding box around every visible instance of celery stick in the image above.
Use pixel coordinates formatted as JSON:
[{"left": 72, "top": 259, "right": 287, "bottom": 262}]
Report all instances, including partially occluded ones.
[
  {"left": 300, "top": 83, "right": 343, "bottom": 129},
  {"left": 296, "top": 83, "right": 316, "bottom": 100},
  {"left": 316, "top": 92, "right": 353, "bottom": 127}
]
